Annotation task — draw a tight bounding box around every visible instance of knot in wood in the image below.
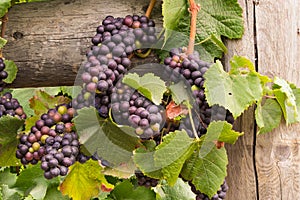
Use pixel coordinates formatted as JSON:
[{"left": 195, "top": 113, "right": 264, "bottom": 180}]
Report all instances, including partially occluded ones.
[{"left": 13, "top": 31, "right": 24, "bottom": 40}]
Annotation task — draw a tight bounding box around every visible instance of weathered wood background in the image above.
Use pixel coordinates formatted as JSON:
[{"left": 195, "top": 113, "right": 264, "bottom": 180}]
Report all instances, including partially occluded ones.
[{"left": 3, "top": 0, "right": 300, "bottom": 199}]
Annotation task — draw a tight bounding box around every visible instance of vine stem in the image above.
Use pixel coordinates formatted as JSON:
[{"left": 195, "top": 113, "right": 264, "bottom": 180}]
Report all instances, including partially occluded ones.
[
  {"left": 187, "top": 101, "right": 199, "bottom": 140},
  {"left": 145, "top": 0, "right": 157, "bottom": 18},
  {"left": 187, "top": 0, "right": 200, "bottom": 55}
]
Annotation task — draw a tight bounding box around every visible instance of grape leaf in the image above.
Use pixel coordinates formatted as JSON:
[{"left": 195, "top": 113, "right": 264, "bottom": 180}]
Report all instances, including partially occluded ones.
[
  {"left": 102, "top": 158, "right": 137, "bottom": 179},
  {"left": 255, "top": 99, "right": 282, "bottom": 134},
  {"left": 154, "top": 130, "right": 196, "bottom": 185},
  {"left": 0, "top": 0, "right": 10, "bottom": 18},
  {"left": 162, "top": 0, "right": 244, "bottom": 62},
  {"left": 0, "top": 167, "right": 20, "bottom": 199},
  {"left": 203, "top": 121, "right": 243, "bottom": 145},
  {"left": 29, "top": 90, "right": 71, "bottom": 115},
  {"left": 0, "top": 168, "right": 17, "bottom": 187},
  {"left": 0, "top": 116, "right": 24, "bottom": 167},
  {"left": 43, "top": 183, "right": 69, "bottom": 200},
  {"left": 292, "top": 86, "right": 300, "bottom": 118},
  {"left": 25, "top": 115, "right": 40, "bottom": 132},
  {"left": 12, "top": 86, "right": 76, "bottom": 117},
  {"left": 181, "top": 146, "right": 228, "bottom": 198},
  {"left": 13, "top": 164, "right": 61, "bottom": 200},
  {"left": 0, "top": 185, "right": 23, "bottom": 200},
  {"left": 204, "top": 60, "right": 263, "bottom": 118},
  {"left": 109, "top": 180, "right": 155, "bottom": 200},
  {"left": 0, "top": 37, "right": 7, "bottom": 49},
  {"left": 60, "top": 160, "right": 113, "bottom": 200},
  {"left": 3, "top": 60, "right": 18, "bottom": 84},
  {"left": 74, "top": 107, "right": 140, "bottom": 169},
  {"left": 122, "top": 73, "right": 167, "bottom": 105},
  {"left": 229, "top": 55, "right": 271, "bottom": 84},
  {"left": 133, "top": 142, "right": 163, "bottom": 179},
  {"left": 156, "top": 179, "right": 196, "bottom": 200},
  {"left": 168, "top": 81, "right": 195, "bottom": 105},
  {"left": 273, "top": 77, "right": 300, "bottom": 124}
]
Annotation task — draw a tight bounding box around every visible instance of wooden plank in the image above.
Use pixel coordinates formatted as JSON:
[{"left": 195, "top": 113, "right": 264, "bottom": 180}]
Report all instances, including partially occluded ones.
[
  {"left": 255, "top": 0, "right": 300, "bottom": 199},
  {"left": 223, "top": 0, "right": 258, "bottom": 199},
  {"left": 2, "top": 0, "right": 162, "bottom": 88}
]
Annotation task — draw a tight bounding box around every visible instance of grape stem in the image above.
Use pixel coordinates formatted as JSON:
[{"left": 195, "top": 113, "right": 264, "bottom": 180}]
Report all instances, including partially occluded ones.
[
  {"left": 145, "top": 0, "right": 157, "bottom": 18},
  {"left": 187, "top": 0, "right": 200, "bottom": 55},
  {"left": 186, "top": 101, "right": 199, "bottom": 140}
]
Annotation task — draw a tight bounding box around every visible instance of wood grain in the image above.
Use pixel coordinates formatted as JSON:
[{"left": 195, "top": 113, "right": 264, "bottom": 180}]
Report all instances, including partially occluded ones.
[
  {"left": 255, "top": 0, "right": 300, "bottom": 199},
  {"left": 223, "top": 0, "right": 258, "bottom": 199},
  {"left": 2, "top": 0, "right": 163, "bottom": 88}
]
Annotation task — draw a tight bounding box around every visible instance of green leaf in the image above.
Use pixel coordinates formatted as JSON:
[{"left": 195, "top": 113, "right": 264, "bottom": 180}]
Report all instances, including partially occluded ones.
[
  {"left": 255, "top": 99, "right": 282, "bottom": 134},
  {"left": 11, "top": 86, "right": 75, "bottom": 117},
  {"left": 29, "top": 90, "right": 71, "bottom": 115},
  {"left": 181, "top": 146, "right": 228, "bottom": 198},
  {"left": 0, "top": 168, "right": 17, "bottom": 187},
  {"left": 204, "top": 60, "right": 263, "bottom": 118},
  {"left": 229, "top": 56, "right": 271, "bottom": 84},
  {"left": 0, "top": 116, "right": 24, "bottom": 166},
  {"left": 0, "top": 185, "right": 23, "bottom": 200},
  {"left": 3, "top": 60, "right": 18, "bottom": 84},
  {"left": 13, "top": 164, "right": 60, "bottom": 200},
  {"left": 162, "top": 0, "right": 244, "bottom": 62},
  {"left": 168, "top": 81, "right": 195, "bottom": 105},
  {"left": 122, "top": 73, "right": 167, "bottom": 105},
  {"left": 133, "top": 143, "right": 163, "bottom": 179},
  {"left": 74, "top": 107, "right": 140, "bottom": 168},
  {"left": 293, "top": 86, "right": 300, "bottom": 119},
  {"left": 156, "top": 179, "right": 196, "bottom": 200},
  {"left": 154, "top": 130, "right": 196, "bottom": 185},
  {"left": 162, "top": 0, "right": 187, "bottom": 37},
  {"left": 109, "top": 180, "right": 156, "bottom": 200},
  {"left": 0, "top": 0, "right": 10, "bottom": 18},
  {"left": 43, "top": 183, "right": 69, "bottom": 200},
  {"left": 0, "top": 37, "right": 7, "bottom": 48},
  {"left": 203, "top": 121, "right": 243, "bottom": 145},
  {"left": 273, "top": 77, "right": 300, "bottom": 124},
  {"left": 60, "top": 160, "right": 113, "bottom": 200}
]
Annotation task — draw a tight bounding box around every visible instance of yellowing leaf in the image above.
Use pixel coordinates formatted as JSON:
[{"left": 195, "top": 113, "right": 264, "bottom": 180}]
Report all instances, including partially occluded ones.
[{"left": 60, "top": 160, "right": 113, "bottom": 200}]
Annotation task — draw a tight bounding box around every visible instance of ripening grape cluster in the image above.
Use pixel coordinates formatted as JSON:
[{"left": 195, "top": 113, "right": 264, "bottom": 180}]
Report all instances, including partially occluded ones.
[
  {"left": 0, "top": 92, "right": 26, "bottom": 119},
  {"left": 189, "top": 180, "right": 228, "bottom": 200},
  {"left": 73, "top": 14, "right": 160, "bottom": 137},
  {"left": 0, "top": 58, "right": 8, "bottom": 92},
  {"left": 111, "top": 82, "right": 164, "bottom": 140},
  {"left": 163, "top": 47, "right": 234, "bottom": 138},
  {"left": 16, "top": 104, "right": 80, "bottom": 179}
]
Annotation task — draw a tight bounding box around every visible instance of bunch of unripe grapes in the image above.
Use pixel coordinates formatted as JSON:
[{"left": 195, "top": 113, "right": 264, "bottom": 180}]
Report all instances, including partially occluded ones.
[
  {"left": 163, "top": 48, "right": 234, "bottom": 138},
  {"left": 0, "top": 58, "right": 8, "bottom": 92},
  {"left": 0, "top": 92, "right": 26, "bottom": 119},
  {"left": 16, "top": 104, "right": 80, "bottom": 179},
  {"left": 189, "top": 180, "right": 228, "bottom": 200}
]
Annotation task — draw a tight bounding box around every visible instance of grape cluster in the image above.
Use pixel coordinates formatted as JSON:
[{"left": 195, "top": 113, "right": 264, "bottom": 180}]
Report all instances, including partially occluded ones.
[
  {"left": 111, "top": 82, "right": 164, "bottom": 140},
  {"left": 189, "top": 180, "right": 228, "bottom": 200},
  {"left": 73, "top": 14, "right": 157, "bottom": 120},
  {"left": 135, "top": 170, "right": 159, "bottom": 188},
  {"left": 92, "top": 15, "right": 156, "bottom": 48},
  {"left": 16, "top": 104, "right": 80, "bottom": 179},
  {"left": 163, "top": 48, "right": 234, "bottom": 137},
  {"left": 0, "top": 92, "right": 26, "bottom": 119},
  {"left": 0, "top": 58, "right": 8, "bottom": 92}
]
